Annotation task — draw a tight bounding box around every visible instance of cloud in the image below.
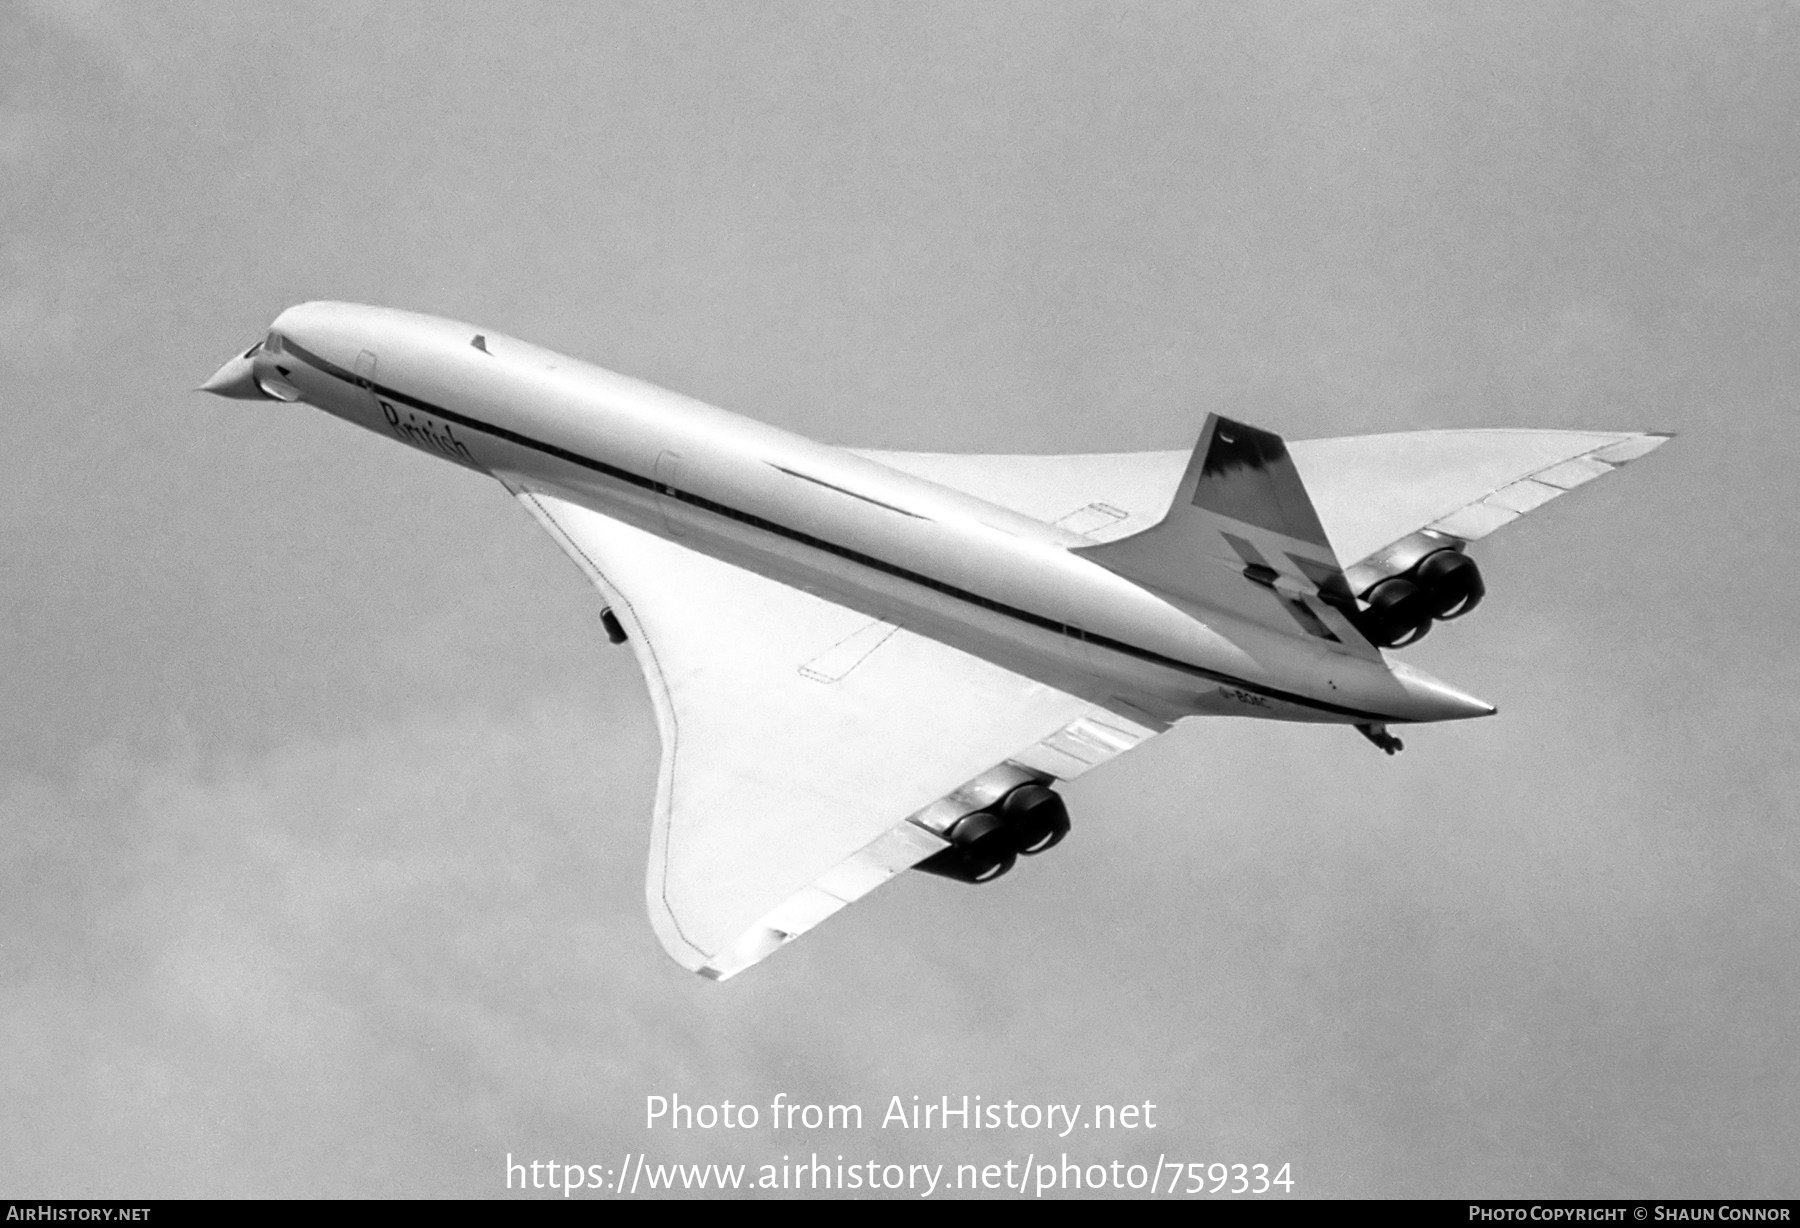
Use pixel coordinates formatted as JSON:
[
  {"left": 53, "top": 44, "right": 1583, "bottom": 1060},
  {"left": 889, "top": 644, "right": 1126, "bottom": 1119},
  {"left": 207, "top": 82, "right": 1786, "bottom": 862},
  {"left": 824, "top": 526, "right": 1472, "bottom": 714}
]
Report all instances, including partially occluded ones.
[
  {"left": 18, "top": 0, "right": 158, "bottom": 85},
  {"left": 0, "top": 106, "right": 53, "bottom": 169},
  {"left": 0, "top": 234, "right": 87, "bottom": 370},
  {"left": 3, "top": 1, "right": 1798, "bottom": 1197},
  {"left": 0, "top": 694, "right": 668, "bottom": 1196}
]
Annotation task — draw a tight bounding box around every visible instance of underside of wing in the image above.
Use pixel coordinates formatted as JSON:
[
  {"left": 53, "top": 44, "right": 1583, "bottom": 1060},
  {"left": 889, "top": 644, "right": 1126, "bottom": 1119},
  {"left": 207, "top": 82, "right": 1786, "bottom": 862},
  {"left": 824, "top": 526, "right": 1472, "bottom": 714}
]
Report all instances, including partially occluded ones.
[{"left": 503, "top": 483, "right": 1164, "bottom": 979}]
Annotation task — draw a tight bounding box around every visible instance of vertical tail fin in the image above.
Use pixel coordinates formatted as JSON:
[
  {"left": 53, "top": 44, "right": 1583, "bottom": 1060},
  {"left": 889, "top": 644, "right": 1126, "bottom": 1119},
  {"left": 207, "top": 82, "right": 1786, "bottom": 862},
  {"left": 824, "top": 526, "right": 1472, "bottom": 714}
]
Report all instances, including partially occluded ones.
[{"left": 1073, "top": 414, "right": 1374, "bottom": 655}]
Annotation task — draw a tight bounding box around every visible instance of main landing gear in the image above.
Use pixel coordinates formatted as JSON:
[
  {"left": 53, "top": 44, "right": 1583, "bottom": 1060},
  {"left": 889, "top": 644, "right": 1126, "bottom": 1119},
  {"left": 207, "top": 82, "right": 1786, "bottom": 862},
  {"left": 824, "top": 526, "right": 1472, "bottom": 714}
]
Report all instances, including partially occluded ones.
[{"left": 1356, "top": 723, "right": 1405, "bottom": 756}]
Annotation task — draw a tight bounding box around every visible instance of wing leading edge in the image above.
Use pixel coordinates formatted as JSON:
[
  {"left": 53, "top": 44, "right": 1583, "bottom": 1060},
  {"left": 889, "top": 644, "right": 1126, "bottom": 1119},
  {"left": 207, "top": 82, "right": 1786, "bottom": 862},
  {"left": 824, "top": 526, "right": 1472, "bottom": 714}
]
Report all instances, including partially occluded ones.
[
  {"left": 504, "top": 482, "right": 1164, "bottom": 979},
  {"left": 858, "top": 427, "right": 1671, "bottom": 572}
]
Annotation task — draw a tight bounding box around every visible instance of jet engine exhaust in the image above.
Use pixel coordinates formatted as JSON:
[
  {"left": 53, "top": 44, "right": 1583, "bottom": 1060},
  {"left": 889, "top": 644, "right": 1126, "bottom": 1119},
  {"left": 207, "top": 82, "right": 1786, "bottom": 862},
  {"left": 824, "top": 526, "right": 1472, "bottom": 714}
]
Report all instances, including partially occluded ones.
[
  {"left": 914, "top": 782, "right": 1071, "bottom": 883},
  {"left": 1003, "top": 783, "right": 1071, "bottom": 854},
  {"left": 1357, "top": 548, "right": 1486, "bottom": 648}
]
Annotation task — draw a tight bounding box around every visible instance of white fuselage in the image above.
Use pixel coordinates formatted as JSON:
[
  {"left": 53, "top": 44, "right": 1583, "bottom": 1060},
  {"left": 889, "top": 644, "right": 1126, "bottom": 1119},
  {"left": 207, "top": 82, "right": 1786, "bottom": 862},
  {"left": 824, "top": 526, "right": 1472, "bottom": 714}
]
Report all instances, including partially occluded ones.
[{"left": 214, "top": 302, "right": 1484, "bottom": 727}]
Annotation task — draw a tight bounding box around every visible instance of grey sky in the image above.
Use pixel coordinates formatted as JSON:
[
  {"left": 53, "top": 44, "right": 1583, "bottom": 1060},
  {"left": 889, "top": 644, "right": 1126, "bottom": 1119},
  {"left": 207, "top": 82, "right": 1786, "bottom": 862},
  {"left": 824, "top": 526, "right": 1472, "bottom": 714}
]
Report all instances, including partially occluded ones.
[{"left": 3, "top": 0, "right": 1796, "bottom": 1198}]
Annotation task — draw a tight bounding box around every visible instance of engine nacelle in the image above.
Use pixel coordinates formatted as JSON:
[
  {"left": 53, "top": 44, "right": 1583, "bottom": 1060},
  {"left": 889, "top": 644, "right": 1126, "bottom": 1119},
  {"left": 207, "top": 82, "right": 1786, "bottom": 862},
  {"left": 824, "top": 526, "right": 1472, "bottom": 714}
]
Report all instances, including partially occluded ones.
[
  {"left": 1414, "top": 548, "right": 1485, "bottom": 619},
  {"left": 915, "top": 782, "right": 1072, "bottom": 884},
  {"left": 1355, "top": 547, "right": 1485, "bottom": 648}
]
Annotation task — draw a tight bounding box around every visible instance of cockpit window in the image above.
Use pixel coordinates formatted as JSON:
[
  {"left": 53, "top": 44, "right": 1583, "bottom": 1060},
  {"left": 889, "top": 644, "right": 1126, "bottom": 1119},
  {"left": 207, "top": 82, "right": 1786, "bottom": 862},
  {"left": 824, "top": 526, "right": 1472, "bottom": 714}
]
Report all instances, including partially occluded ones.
[
  {"left": 241, "top": 341, "right": 262, "bottom": 359},
  {"left": 264, "top": 331, "right": 283, "bottom": 355}
]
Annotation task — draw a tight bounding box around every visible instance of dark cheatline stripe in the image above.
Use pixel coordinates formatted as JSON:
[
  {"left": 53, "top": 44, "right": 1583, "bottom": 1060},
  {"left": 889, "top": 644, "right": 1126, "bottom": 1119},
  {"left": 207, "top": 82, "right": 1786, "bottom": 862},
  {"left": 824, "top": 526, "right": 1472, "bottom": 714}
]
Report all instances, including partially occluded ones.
[
  {"left": 283, "top": 338, "right": 1397, "bottom": 722},
  {"left": 769, "top": 464, "right": 929, "bottom": 520}
]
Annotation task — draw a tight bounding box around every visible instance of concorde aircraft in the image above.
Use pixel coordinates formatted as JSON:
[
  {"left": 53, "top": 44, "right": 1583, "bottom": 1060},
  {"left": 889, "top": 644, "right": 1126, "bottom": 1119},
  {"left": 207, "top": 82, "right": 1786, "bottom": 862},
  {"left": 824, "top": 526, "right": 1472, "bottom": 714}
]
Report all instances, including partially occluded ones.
[{"left": 201, "top": 303, "right": 1668, "bottom": 979}]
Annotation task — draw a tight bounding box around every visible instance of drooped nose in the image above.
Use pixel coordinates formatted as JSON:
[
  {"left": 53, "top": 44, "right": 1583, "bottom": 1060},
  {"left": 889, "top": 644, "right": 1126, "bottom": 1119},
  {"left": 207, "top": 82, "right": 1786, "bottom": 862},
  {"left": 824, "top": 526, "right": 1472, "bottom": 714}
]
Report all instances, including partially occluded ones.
[{"left": 198, "top": 350, "right": 264, "bottom": 399}]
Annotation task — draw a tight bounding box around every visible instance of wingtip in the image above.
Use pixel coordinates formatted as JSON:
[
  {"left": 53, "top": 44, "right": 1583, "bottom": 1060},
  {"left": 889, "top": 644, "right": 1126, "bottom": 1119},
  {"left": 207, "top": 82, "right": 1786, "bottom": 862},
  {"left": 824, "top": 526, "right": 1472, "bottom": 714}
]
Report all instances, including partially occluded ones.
[{"left": 1590, "top": 433, "right": 1672, "bottom": 465}]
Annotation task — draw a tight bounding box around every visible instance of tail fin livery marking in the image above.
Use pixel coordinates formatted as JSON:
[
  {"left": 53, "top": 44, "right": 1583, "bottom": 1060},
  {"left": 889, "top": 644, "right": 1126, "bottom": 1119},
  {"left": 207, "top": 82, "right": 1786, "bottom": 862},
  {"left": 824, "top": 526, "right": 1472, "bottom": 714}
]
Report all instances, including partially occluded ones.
[
  {"left": 1191, "top": 417, "right": 1333, "bottom": 549},
  {"left": 1219, "top": 532, "right": 1342, "bottom": 643},
  {"left": 1073, "top": 414, "right": 1376, "bottom": 656}
]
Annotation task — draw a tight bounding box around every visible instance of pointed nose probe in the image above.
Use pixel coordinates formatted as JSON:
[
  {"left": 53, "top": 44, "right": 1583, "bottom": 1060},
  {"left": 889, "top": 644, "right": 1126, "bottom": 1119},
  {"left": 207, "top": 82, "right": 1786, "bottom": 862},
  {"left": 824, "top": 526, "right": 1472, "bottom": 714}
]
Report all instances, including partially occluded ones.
[{"left": 198, "top": 351, "right": 263, "bottom": 399}]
